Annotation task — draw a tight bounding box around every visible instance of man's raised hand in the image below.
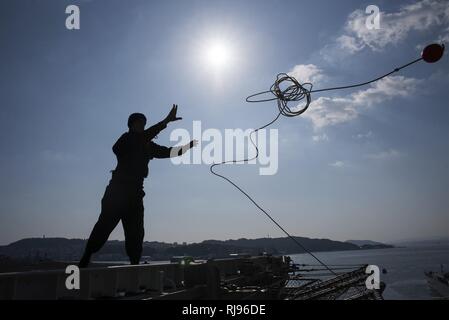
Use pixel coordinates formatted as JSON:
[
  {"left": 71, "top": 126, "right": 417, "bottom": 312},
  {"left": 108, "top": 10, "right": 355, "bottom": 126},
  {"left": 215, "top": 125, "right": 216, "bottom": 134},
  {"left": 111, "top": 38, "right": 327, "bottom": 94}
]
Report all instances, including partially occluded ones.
[{"left": 164, "top": 104, "right": 182, "bottom": 124}]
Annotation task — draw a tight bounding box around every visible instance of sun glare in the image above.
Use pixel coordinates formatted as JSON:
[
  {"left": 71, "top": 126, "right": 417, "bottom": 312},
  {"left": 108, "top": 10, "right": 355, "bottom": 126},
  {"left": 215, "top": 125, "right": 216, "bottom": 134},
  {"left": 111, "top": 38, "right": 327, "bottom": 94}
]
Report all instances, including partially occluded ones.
[{"left": 204, "top": 40, "right": 233, "bottom": 71}]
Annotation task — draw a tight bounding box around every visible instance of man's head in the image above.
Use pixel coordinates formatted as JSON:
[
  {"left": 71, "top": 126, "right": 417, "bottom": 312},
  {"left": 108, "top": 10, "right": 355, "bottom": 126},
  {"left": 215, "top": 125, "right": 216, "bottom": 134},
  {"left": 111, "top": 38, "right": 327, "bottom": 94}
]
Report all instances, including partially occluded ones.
[{"left": 128, "top": 113, "right": 147, "bottom": 133}]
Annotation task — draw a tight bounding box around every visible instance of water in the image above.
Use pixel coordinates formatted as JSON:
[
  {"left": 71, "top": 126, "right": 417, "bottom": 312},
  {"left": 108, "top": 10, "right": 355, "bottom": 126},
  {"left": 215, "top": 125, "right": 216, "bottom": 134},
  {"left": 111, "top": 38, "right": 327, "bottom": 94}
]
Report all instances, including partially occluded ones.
[{"left": 290, "top": 244, "right": 449, "bottom": 300}]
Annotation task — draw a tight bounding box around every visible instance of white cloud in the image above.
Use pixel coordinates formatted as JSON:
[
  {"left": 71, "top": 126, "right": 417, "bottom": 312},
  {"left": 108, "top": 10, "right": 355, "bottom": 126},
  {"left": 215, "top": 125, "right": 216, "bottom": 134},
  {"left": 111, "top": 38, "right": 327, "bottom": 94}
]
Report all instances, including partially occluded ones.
[
  {"left": 337, "top": 0, "right": 449, "bottom": 53},
  {"left": 288, "top": 64, "right": 324, "bottom": 84},
  {"left": 336, "top": 35, "right": 365, "bottom": 54},
  {"left": 439, "top": 26, "right": 449, "bottom": 43},
  {"left": 303, "top": 75, "right": 421, "bottom": 129},
  {"left": 330, "top": 161, "right": 345, "bottom": 168},
  {"left": 365, "top": 149, "right": 403, "bottom": 160},
  {"left": 354, "top": 131, "right": 373, "bottom": 139},
  {"left": 41, "top": 150, "right": 78, "bottom": 162},
  {"left": 312, "top": 133, "right": 329, "bottom": 142}
]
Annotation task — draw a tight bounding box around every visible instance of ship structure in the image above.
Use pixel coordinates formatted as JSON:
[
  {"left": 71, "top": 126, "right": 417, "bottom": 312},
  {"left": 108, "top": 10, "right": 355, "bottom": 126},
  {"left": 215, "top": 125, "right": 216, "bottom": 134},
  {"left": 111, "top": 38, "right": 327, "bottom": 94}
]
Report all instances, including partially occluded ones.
[
  {"left": 425, "top": 265, "right": 449, "bottom": 299},
  {"left": 0, "top": 255, "right": 385, "bottom": 300}
]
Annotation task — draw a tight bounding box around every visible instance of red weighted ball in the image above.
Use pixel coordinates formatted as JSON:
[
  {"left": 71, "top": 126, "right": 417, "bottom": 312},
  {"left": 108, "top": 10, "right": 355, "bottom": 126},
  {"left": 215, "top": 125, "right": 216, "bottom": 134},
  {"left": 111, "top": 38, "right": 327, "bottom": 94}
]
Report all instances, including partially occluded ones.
[{"left": 421, "top": 43, "right": 445, "bottom": 63}]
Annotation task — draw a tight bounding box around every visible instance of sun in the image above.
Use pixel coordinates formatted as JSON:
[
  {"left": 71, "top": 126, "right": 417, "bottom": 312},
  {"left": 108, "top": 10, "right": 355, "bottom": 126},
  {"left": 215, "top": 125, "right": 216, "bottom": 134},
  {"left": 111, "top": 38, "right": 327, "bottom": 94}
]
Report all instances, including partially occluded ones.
[{"left": 204, "top": 40, "right": 233, "bottom": 70}]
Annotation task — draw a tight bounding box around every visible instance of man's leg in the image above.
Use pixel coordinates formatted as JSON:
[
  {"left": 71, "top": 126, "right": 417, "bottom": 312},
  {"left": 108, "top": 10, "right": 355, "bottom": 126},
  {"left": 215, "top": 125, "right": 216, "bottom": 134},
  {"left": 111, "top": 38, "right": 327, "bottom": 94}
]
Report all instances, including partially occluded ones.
[
  {"left": 79, "top": 184, "right": 123, "bottom": 268},
  {"left": 122, "top": 189, "right": 145, "bottom": 265}
]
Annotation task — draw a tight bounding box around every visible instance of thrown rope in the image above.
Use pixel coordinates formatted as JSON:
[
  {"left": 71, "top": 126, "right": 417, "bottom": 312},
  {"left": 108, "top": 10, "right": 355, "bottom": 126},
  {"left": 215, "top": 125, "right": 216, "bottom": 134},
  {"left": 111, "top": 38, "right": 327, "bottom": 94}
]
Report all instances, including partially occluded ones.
[{"left": 210, "top": 55, "right": 428, "bottom": 276}]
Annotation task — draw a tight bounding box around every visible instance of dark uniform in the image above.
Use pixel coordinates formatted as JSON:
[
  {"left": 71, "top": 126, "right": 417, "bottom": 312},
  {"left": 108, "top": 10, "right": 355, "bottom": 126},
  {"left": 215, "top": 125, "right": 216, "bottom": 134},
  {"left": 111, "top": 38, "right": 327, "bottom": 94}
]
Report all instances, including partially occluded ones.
[{"left": 81, "top": 121, "right": 175, "bottom": 265}]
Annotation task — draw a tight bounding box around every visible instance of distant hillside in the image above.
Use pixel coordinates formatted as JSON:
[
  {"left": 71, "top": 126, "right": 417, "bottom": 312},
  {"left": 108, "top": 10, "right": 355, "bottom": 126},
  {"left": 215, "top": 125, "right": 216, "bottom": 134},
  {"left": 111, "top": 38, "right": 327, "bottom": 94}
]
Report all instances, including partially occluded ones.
[
  {"left": 205, "top": 237, "right": 361, "bottom": 254},
  {"left": 390, "top": 237, "right": 449, "bottom": 246},
  {"left": 346, "top": 240, "right": 394, "bottom": 249},
  {"left": 0, "top": 236, "right": 391, "bottom": 262}
]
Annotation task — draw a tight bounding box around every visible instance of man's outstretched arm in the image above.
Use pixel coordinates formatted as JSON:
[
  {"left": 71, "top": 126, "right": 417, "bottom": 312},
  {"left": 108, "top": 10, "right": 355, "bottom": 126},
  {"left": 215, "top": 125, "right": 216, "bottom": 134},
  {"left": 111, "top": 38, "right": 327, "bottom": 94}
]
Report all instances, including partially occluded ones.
[
  {"left": 144, "top": 104, "right": 182, "bottom": 140},
  {"left": 148, "top": 140, "right": 198, "bottom": 159}
]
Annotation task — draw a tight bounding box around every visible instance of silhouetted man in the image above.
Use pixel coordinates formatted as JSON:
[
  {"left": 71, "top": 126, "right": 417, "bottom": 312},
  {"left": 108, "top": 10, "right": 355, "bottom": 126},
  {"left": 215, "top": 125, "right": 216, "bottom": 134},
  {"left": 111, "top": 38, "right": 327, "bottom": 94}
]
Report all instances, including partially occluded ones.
[{"left": 79, "top": 104, "right": 197, "bottom": 267}]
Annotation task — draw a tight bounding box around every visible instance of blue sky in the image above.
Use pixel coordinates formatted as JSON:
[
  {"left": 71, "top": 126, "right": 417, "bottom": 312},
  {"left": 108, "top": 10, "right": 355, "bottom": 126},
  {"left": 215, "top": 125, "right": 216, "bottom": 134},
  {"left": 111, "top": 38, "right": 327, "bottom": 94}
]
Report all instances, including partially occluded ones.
[{"left": 0, "top": 0, "right": 448, "bottom": 245}]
